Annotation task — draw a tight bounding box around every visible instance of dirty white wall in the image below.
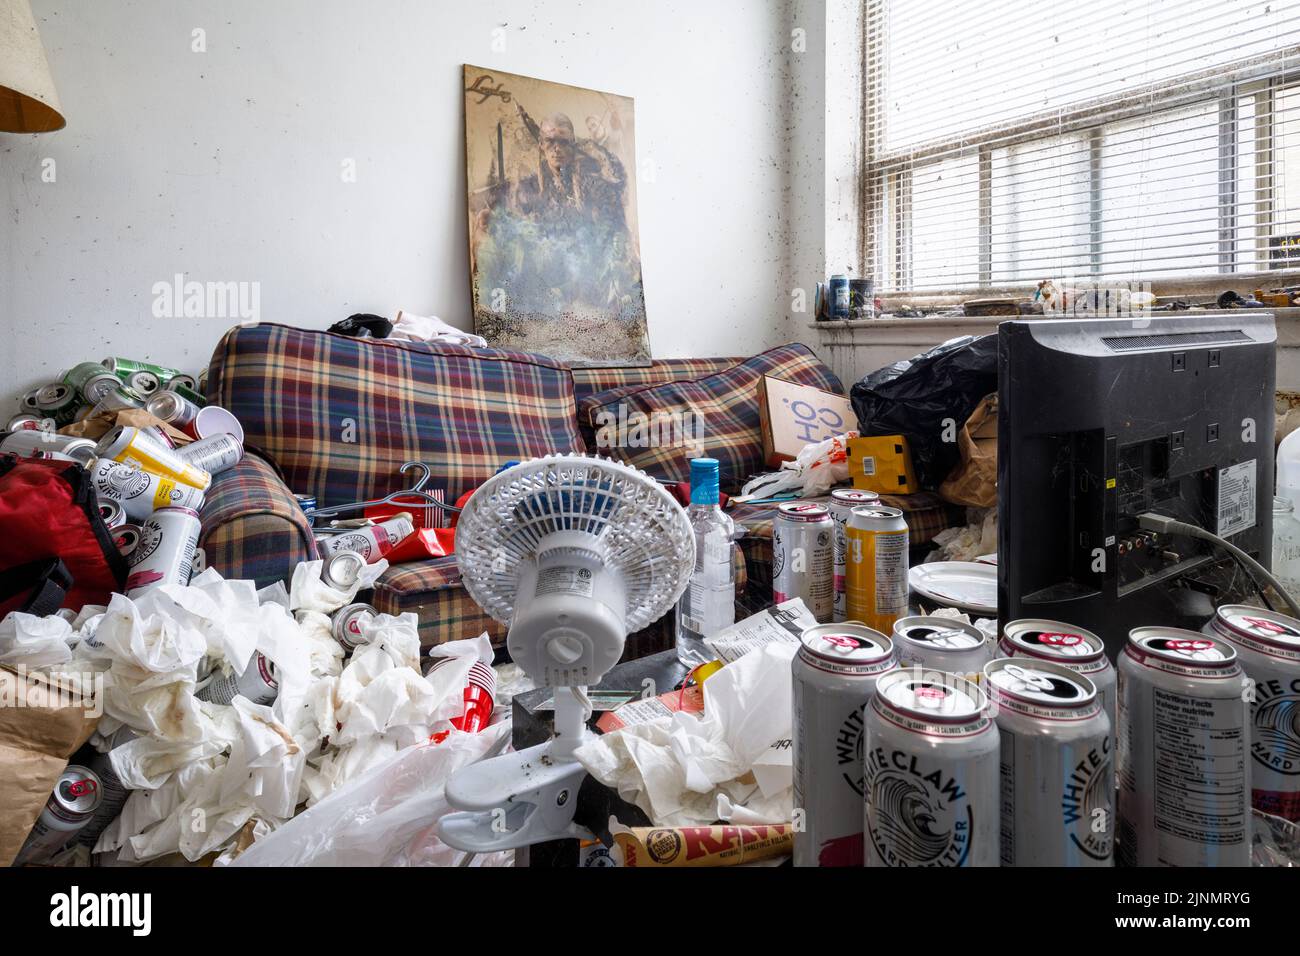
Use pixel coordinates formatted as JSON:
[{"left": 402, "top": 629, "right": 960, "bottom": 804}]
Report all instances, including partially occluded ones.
[{"left": 1, "top": 0, "right": 803, "bottom": 400}]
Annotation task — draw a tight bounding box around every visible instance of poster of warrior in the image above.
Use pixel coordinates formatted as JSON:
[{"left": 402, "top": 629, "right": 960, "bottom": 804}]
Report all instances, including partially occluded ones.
[{"left": 463, "top": 65, "right": 651, "bottom": 366}]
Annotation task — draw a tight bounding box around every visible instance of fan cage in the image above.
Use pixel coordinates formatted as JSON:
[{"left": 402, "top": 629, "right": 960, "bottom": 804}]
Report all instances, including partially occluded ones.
[{"left": 455, "top": 456, "right": 696, "bottom": 633}]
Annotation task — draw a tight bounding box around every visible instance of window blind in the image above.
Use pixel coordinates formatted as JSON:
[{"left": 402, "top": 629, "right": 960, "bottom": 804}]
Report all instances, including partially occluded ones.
[{"left": 864, "top": 0, "right": 1300, "bottom": 294}]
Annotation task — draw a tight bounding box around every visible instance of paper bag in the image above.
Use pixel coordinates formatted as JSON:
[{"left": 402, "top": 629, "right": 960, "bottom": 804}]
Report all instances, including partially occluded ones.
[
  {"left": 939, "top": 393, "right": 998, "bottom": 508},
  {"left": 0, "top": 666, "right": 101, "bottom": 866}
]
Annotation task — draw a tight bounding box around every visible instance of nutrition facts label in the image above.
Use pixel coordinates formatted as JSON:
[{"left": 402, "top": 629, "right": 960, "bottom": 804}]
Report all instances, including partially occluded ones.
[
  {"left": 1151, "top": 688, "right": 1246, "bottom": 858},
  {"left": 873, "top": 532, "right": 908, "bottom": 613}
]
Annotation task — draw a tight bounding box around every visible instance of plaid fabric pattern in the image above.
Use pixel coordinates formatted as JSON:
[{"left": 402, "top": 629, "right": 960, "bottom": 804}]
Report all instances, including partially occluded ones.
[
  {"left": 375, "top": 539, "right": 750, "bottom": 652},
  {"left": 570, "top": 357, "right": 744, "bottom": 406},
  {"left": 200, "top": 452, "right": 318, "bottom": 588},
  {"left": 577, "top": 344, "right": 844, "bottom": 490},
  {"left": 206, "top": 324, "right": 587, "bottom": 508}
]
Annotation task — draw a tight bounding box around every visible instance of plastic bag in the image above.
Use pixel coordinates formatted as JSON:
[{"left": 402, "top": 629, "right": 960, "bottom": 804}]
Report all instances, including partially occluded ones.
[
  {"left": 850, "top": 335, "right": 998, "bottom": 491},
  {"left": 227, "top": 723, "right": 512, "bottom": 867},
  {"left": 739, "top": 432, "right": 858, "bottom": 500}
]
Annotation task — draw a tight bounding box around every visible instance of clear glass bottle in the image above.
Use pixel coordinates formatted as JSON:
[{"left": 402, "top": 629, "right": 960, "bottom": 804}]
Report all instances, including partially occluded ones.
[
  {"left": 675, "top": 458, "right": 736, "bottom": 666},
  {"left": 1272, "top": 496, "right": 1300, "bottom": 598}
]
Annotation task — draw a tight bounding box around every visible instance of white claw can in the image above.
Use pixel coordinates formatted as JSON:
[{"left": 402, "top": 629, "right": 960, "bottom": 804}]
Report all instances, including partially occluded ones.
[
  {"left": 96, "top": 425, "right": 211, "bottom": 491},
  {"left": 985, "top": 657, "right": 1114, "bottom": 866},
  {"left": 1204, "top": 605, "right": 1300, "bottom": 821},
  {"left": 772, "top": 502, "right": 834, "bottom": 623},
  {"left": 1116, "top": 627, "right": 1252, "bottom": 867},
  {"left": 864, "top": 668, "right": 1000, "bottom": 867},
  {"left": 793, "top": 623, "right": 898, "bottom": 867},
  {"left": 89, "top": 457, "right": 205, "bottom": 521},
  {"left": 125, "top": 507, "right": 201, "bottom": 597},
  {"left": 13, "top": 766, "right": 103, "bottom": 864},
  {"left": 828, "top": 489, "right": 880, "bottom": 622},
  {"left": 320, "top": 514, "right": 415, "bottom": 565},
  {"left": 196, "top": 652, "right": 279, "bottom": 706},
  {"left": 845, "top": 507, "right": 909, "bottom": 635},
  {"left": 177, "top": 433, "right": 244, "bottom": 476},
  {"left": 999, "top": 618, "right": 1116, "bottom": 757},
  {"left": 893, "top": 616, "right": 991, "bottom": 684}
]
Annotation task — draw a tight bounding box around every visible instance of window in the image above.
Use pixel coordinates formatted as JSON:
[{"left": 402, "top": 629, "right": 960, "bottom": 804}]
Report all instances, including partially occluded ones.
[{"left": 864, "top": 0, "right": 1300, "bottom": 294}]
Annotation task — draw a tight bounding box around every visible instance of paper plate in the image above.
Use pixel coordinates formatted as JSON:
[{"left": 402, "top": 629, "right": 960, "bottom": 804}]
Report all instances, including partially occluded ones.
[{"left": 909, "top": 561, "right": 998, "bottom": 615}]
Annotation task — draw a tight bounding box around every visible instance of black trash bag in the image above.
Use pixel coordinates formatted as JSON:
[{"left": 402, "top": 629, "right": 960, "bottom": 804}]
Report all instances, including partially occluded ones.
[{"left": 849, "top": 334, "right": 999, "bottom": 491}]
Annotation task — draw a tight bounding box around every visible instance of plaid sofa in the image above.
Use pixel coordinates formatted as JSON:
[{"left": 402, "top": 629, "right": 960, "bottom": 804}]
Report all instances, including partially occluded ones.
[{"left": 202, "top": 324, "right": 957, "bottom": 655}]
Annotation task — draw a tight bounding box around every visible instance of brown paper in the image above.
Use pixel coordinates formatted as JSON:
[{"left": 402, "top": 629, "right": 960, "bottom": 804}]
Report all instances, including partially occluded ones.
[
  {"left": 939, "top": 393, "right": 998, "bottom": 509},
  {"left": 0, "top": 666, "right": 101, "bottom": 866},
  {"left": 59, "top": 408, "right": 193, "bottom": 447}
]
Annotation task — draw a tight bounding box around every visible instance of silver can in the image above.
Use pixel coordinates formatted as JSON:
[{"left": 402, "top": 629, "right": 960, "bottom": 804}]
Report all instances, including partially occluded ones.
[
  {"left": 1116, "top": 627, "right": 1251, "bottom": 867},
  {"left": 0, "top": 430, "right": 97, "bottom": 464},
  {"left": 127, "top": 370, "right": 161, "bottom": 395},
  {"left": 97, "top": 497, "right": 126, "bottom": 529},
  {"left": 125, "top": 507, "right": 201, "bottom": 597},
  {"left": 893, "top": 616, "right": 991, "bottom": 684},
  {"left": 197, "top": 652, "right": 279, "bottom": 706},
  {"left": 985, "top": 657, "right": 1113, "bottom": 866},
  {"left": 13, "top": 766, "right": 103, "bottom": 864},
  {"left": 177, "top": 433, "right": 244, "bottom": 476},
  {"left": 145, "top": 389, "right": 201, "bottom": 433},
  {"left": 772, "top": 502, "right": 834, "bottom": 623},
  {"left": 89, "top": 457, "right": 205, "bottom": 521},
  {"left": 1204, "top": 605, "right": 1300, "bottom": 821},
  {"left": 6, "top": 413, "right": 48, "bottom": 431},
  {"left": 828, "top": 489, "right": 880, "bottom": 622},
  {"left": 864, "top": 669, "right": 1000, "bottom": 867},
  {"left": 323, "top": 549, "right": 369, "bottom": 591},
  {"left": 999, "top": 618, "right": 1116, "bottom": 756},
  {"left": 793, "top": 623, "right": 897, "bottom": 867},
  {"left": 78, "top": 729, "right": 137, "bottom": 849},
  {"left": 113, "top": 523, "right": 143, "bottom": 558},
  {"left": 333, "top": 603, "right": 378, "bottom": 651}
]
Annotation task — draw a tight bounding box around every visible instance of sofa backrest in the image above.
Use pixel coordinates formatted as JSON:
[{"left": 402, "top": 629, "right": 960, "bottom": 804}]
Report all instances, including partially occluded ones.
[
  {"left": 206, "top": 324, "right": 586, "bottom": 506},
  {"left": 569, "top": 358, "right": 745, "bottom": 406}
]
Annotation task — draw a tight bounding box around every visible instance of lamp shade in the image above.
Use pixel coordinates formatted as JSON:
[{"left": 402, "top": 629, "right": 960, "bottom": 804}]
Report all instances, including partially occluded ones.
[{"left": 0, "top": 0, "right": 64, "bottom": 132}]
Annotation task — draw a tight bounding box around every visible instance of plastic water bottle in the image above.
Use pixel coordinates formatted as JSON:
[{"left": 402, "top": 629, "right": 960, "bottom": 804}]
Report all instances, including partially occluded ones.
[{"left": 675, "top": 458, "right": 736, "bottom": 666}]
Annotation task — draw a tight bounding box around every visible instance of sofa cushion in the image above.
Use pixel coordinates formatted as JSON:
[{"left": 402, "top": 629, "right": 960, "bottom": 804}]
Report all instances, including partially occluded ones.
[
  {"left": 205, "top": 323, "right": 587, "bottom": 508},
  {"left": 200, "top": 452, "right": 318, "bottom": 588},
  {"left": 577, "top": 344, "right": 843, "bottom": 489}
]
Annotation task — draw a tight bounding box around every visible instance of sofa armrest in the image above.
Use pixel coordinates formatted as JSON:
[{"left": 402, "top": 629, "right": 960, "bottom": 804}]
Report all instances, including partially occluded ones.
[{"left": 199, "top": 452, "right": 318, "bottom": 588}]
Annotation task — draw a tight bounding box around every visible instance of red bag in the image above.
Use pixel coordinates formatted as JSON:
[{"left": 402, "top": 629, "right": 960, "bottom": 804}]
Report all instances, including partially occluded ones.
[{"left": 0, "top": 456, "right": 128, "bottom": 616}]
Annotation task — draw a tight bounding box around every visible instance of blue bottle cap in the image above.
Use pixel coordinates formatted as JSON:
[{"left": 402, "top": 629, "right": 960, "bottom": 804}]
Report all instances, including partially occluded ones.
[{"left": 690, "top": 458, "right": 720, "bottom": 506}]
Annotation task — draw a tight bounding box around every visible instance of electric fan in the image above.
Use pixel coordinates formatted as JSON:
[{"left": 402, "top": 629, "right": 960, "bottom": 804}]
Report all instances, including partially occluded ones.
[{"left": 438, "top": 455, "right": 696, "bottom": 852}]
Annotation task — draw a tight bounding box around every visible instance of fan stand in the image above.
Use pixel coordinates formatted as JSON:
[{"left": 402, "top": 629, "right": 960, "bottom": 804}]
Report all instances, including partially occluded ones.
[{"left": 438, "top": 687, "right": 595, "bottom": 852}]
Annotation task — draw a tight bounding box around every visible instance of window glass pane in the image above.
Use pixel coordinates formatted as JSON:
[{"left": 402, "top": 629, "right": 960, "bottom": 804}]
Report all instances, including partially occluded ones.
[{"left": 991, "top": 133, "right": 1092, "bottom": 281}]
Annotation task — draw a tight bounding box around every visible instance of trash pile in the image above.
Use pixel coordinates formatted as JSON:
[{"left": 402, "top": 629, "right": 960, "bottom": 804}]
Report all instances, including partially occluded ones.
[{"left": 3, "top": 556, "right": 502, "bottom": 867}]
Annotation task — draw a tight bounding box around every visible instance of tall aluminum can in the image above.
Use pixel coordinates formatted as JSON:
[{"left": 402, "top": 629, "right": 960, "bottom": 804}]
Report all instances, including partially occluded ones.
[
  {"left": 864, "top": 669, "right": 1000, "bottom": 867},
  {"left": 1203, "top": 605, "right": 1300, "bottom": 821},
  {"left": 63, "top": 362, "right": 124, "bottom": 405},
  {"left": 792, "top": 623, "right": 897, "bottom": 866},
  {"left": 177, "top": 433, "right": 243, "bottom": 476},
  {"left": 89, "top": 457, "right": 205, "bottom": 521},
  {"left": 333, "top": 603, "right": 379, "bottom": 650},
  {"left": 999, "top": 618, "right": 1116, "bottom": 756},
  {"left": 320, "top": 514, "right": 415, "bottom": 565},
  {"left": 197, "top": 652, "right": 279, "bottom": 706},
  {"left": 771, "top": 502, "right": 834, "bottom": 623},
  {"left": 893, "top": 616, "right": 990, "bottom": 684},
  {"left": 845, "top": 506, "right": 909, "bottom": 635},
  {"left": 323, "top": 550, "right": 369, "bottom": 591},
  {"left": 985, "top": 657, "right": 1113, "bottom": 866},
  {"left": 0, "top": 430, "right": 97, "bottom": 464},
  {"left": 13, "top": 766, "right": 103, "bottom": 864},
  {"left": 145, "top": 389, "right": 202, "bottom": 434},
  {"left": 828, "top": 488, "right": 880, "bottom": 622},
  {"left": 96, "top": 425, "right": 211, "bottom": 491},
  {"left": 1116, "top": 627, "right": 1251, "bottom": 867},
  {"left": 125, "top": 507, "right": 201, "bottom": 597}
]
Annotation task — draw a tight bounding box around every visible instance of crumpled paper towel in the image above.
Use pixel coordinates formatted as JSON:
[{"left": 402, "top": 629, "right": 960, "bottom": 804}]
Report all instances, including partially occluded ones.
[
  {"left": 0, "top": 612, "right": 75, "bottom": 668},
  {"left": 574, "top": 642, "right": 796, "bottom": 827},
  {"left": 289, "top": 558, "right": 388, "bottom": 615}
]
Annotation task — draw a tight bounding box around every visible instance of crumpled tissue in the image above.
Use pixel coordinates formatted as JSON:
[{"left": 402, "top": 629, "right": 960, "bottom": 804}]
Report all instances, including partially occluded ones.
[
  {"left": 0, "top": 612, "right": 75, "bottom": 668},
  {"left": 574, "top": 642, "right": 796, "bottom": 827}
]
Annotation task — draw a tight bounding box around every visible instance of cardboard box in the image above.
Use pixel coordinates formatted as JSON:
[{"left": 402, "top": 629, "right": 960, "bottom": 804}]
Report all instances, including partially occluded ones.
[
  {"left": 848, "top": 435, "right": 918, "bottom": 494},
  {"left": 758, "top": 376, "right": 856, "bottom": 466}
]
